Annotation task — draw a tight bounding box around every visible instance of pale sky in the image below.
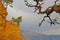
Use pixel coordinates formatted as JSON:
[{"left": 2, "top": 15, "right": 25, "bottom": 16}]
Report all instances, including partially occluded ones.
[{"left": 6, "top": 0, "right": 60, "bottom": 34}]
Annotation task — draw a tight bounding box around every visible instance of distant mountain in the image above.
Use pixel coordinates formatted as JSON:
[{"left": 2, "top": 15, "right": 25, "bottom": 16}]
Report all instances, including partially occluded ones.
[
  {"left": 21, "top": 30, "right": 60, "bottom": 40},
  {"left": 42, "top": 29, "right": 60, "bottom": 35}
]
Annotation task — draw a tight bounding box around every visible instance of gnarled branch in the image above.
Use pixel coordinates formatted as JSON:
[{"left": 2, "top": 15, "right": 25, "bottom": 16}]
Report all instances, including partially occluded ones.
[{"left": 39, "top": 15, "right": 54, "bottom": 26}]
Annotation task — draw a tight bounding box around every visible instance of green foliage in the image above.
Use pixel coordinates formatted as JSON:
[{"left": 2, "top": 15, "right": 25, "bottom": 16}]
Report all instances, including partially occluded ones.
[
  {"left": 11, "top": 16, "right": 22, "bottom": 26},
  {"left": 12, "top": 16, "right": 22, "bottom": 22}
]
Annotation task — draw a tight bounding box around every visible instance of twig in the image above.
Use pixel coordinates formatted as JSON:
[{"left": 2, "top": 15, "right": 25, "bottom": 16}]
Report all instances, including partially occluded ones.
[
  {"left": 25, "top": 0, "right": 36, "bottom": 7},
  {"left": 47, "top": 17, "right": 60, "bottom": 25},
  {"left": 39, "top": 15, "right": 54, "bottom": 26},
  {"left": 39, "top": 16, "right": 47, "bottom": 26}
]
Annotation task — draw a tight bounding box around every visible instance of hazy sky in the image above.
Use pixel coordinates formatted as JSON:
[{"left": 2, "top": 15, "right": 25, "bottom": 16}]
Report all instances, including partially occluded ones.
[{"left": 6, "top": 0, "right": 60, "bottom": 34}]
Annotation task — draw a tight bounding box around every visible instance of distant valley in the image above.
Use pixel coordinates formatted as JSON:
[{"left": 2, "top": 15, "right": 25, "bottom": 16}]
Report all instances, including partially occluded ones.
[{"left": 22, "top": 30, "right": 60, "bottom": 40}]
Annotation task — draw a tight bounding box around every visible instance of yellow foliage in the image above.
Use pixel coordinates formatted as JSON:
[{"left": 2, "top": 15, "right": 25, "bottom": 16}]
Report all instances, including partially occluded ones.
[
  {"left": 6, "top": 21, "right": 24, "bottom": 40},
  {"left": 0, "top": 20, "right": 24, "bottom": 40},
  {"left": 0, "top": 2, "right": 7, "bottom": 15},
  {"left": 0, "top": 2, "right": 24, "bottom": 40}
]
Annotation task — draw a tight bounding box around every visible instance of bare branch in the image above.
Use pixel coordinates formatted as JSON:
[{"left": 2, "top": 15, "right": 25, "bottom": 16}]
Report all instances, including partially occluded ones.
[
  {"left": 47, "top": 17, "right": 60, "bottom": 25},
  {"left": 39, "top": 16, "right": 47, "bottom": 26},
  {"left": 39, "top": 15, "right": 54, "bottom": 26},
  {"left": 55, "top": 22, "right": 60, "bottom": 24},
  {"left": 24, "top": 0, "right": 36, "bottom": 7},
  {"left": 39, "top": 17, "right": 45, "bottom": 26},
  {"left": 47, "top": 16, "right": 55, "bottom": 26},
  {"left": 34, "top": 3, "right": 44, "bottom": 13},
  {"left": 55, "top": 0, "right": 59, "bottom": 5},
  {"left": 24, "top": 0, "right": 60, "bottom": 26}
]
